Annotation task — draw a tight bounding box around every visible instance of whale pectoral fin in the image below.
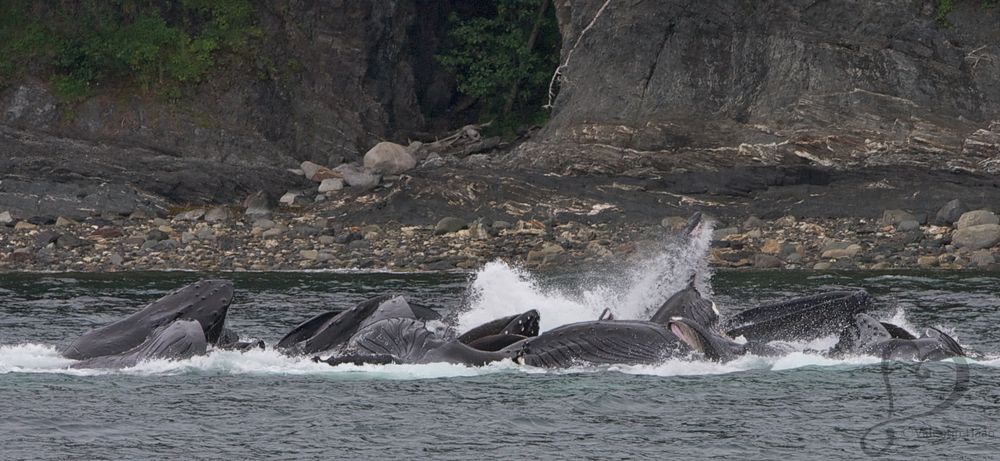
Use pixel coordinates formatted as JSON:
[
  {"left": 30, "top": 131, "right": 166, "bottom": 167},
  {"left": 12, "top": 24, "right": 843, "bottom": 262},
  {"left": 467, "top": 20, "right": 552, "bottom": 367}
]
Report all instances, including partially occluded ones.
[
  {"left": 317, "top": 354, "right": 402, "bottom": 366},
  {"left": 880, "top": 322, "right": 917, "bottom": 340},
  {"left": 598, "top": 308, "right": 615, "bottom": 321},
  {"left": 923, "top": 327, "right": 965, "bottom": 357}
]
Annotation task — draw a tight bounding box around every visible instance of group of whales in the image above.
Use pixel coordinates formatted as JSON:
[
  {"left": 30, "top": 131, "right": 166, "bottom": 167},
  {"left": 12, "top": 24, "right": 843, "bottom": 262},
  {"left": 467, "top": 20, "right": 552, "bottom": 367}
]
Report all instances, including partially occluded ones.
[
  {"left": 56, "top": 213, "right": 967, "bottom": 369},
  {"left": 57, "top": 275, "right": 966, "bottom": 370}
]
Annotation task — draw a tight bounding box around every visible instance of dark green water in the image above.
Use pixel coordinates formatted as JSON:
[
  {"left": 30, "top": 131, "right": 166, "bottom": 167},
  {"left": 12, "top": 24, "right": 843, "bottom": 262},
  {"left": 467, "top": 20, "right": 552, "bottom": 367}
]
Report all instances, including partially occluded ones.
[{"left": 1, "top": 268, "right": 999, "bottom": 460}]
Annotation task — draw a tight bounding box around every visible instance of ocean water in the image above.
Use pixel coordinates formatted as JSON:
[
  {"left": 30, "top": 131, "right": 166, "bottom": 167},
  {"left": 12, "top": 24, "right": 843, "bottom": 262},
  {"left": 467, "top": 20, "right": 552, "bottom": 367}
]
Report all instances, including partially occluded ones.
[{"left": 2, "top": 244, "right": 999, "bottom": 459}]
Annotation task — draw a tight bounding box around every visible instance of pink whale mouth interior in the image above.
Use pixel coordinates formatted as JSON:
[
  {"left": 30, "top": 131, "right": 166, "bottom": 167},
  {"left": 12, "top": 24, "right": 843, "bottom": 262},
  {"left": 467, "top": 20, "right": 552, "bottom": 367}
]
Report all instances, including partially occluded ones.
[{"left": 670, "top": 320, "right": 706, "bottom": 354}]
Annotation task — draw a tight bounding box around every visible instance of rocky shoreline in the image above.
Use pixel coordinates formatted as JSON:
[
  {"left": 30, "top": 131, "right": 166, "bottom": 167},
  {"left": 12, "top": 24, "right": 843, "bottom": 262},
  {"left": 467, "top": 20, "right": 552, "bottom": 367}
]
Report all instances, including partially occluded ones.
[{"left": 2, "top": 196, "right": 997, "bottom": 273}]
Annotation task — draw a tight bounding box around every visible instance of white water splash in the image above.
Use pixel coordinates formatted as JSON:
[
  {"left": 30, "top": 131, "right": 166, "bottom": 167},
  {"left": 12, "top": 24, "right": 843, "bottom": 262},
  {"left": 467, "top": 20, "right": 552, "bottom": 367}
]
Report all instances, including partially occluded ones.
[
  {"left": 455, "top": 220, "right": 715, "bottom": 333},
  {"left": 3, "top": 339, "right": 995, "bottom": 380}
]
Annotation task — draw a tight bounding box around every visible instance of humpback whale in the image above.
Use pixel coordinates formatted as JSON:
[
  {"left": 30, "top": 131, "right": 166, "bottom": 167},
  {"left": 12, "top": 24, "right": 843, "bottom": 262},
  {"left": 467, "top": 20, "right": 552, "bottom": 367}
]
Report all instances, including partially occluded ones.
[
  {"left": 503, "top": 320, "right": 690, "bottom": 368},
  {"left": 316, "top": 317, "right": 512, "bottom": 366},
  {"left": 723, "top": 290, "right": 874, "bottom": 342},
  {"left": 71, "top": 320, "right": 209, "bottom": 369},
  {"left": 457, "top": 309, "right": 540, "bottom": 351},
  {"left": 276, "top": 295, "right": 439, "bottom": 355},
  {"left": 832, "top": 314, "right": 965, "bottom": 361},
  {"left": 62, "top": 279, "right": 233, "bottom": 360}
]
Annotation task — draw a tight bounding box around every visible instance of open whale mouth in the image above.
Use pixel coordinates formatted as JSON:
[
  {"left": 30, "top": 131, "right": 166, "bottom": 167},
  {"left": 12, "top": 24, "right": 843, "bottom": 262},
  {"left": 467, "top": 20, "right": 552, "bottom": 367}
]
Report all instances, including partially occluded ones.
[{"left": 670, "top": 318, "right": 710, "bottom": 356}]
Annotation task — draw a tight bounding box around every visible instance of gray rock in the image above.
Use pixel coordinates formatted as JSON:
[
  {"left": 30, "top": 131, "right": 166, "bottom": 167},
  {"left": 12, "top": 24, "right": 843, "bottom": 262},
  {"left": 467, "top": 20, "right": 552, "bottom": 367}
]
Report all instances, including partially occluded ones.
[
  {"left": 109, "top": 253, "right": 124, "bottom": 266},
  {"left": 753, "top": 254, "right": 783, "bottom": 269},
  {"left": 333, "top": 164, "right": 381, "bottom": 190},
  {"left": 287, "top": 225, "right": 322, "bottom": 238},
  {"left": 882, "top": 210, "right": 916, "bottom": 227},
  {"left": 253, "top": 219, "right": 276, "bottom": 230},
  {"left": 318, "top": 178, "right": 344, "bottom": 193},
  {"left": 279, "top": 192, "right": 299, "bottom": 206},
  {"left": 300, "top": 161, "right": 323, "bottom": 181},
  {"left": 363, "top": 141, "right": 416, "bottom": 174},
  {"left": 34, "top": 230, "right": 61, "bottom": 249},
  {"left": 56, "top": 234, "right": 87, "bottom": 249},
  {"left": 262, "top": 228, "right": 284, "bottom": 238},
  {"left": 181, "top": 232, "right": 197, "bottom": 244},
  {"left": 527, "top": 243, "right": 566, "bottom": 267},
  {"left": 813, "top": 262, "right": 832, "bottom": 270},
  {"left": 318, "top": 235, "right": 337, "bottom": 245},
  {"left": 347, "top": 239, "right": 370, "bottom": 251},
  {"left": 952, "top": 224, "right": 1000, "bottom": 250},
  {"left": 335, "top": 232, "right": 363, "bottom": 244},
  {"left": 935, "top": 199, "right": 969, "bottom": 226},
  {"left": 969, "top": 250, "right": 996, "bottom": 268},
  {"left": 956, "top": 210, "right": 999, "bottom": 229},
  {"left": 896, "top": 220, "right": 920, "bottom": 232},
  {"left": 55, "top": 216, "right": 77, "bottom": 227},
  {"left": 173, "top": 209, "right": 205, "bottom": 222},
  {"left": 204, "top": 206, "right": 230, "bottom": 223},
  {"left": 0, "top": 211, "right": 12, "bottom": 225},
  {"left": 243, "top": 191, "right": 274, "bottom": 218},
  {"left": 492, "top": 220, "right": 513, "bottom": 231},
  {"left": 146, "top": 229, "right": 169, "bottom": 241},
  {"left": 300, "top": 250, "right": 319, "bottom": 260},
  {"left": 195, "top": 227, "right": 215, "bottom": 240},
  {"left": 897, "top": 230, "right": 924, "bottom": 245},
  {"left": 712, "top": 227, "right": 739, "bottom": 241},
  {"left": 743, "top": 216, "right": 765, "bottom": 229},
  {"left": 434, "top": 217, "right": 467, "bottom": 235}
]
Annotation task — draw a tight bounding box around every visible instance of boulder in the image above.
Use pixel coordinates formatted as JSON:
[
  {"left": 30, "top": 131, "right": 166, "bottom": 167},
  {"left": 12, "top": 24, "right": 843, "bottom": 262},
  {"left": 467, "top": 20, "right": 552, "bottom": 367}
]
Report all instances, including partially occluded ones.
[
  {"left": 34, "top": 230, "right": 61, "bottom": 249},
  {"left": 743, "top": 216, "right": 765, "bottom": 229},
  {"left": 204, "top": 206, "right": 231, "bottom": 223},
  {"left": 333, "top": 164, "right": 380, "bottom": 190},
  {"left": 0, "top": 211, "right": 12, "bottom": 225},
  {"left": 363, "top": 141, "right": 416, "bottom": 174},
  {"left": 527, "top": 243, "right": 566, "bottom": 267},
  {"left": 434, "top": 217, "right": 467, "bottom": 235},
  {"left": 753, "top": 254, "right": 783, "bottom": 268},
  {"left": 173, "top": 209, "right": 205, "bottom": 222},
  {"left": 952, "top": 224, "right": 1000, "bottom": 250},
  {"left": 969, "top": 250, "right": 996, "bottom": 268},
  {"left": 955, "top": 210, "right": 999, "bottom": 229},
  {"left": 279, "top": 192, "right": 299, "bottom": 206},
  {"left": 14, "top": 221, "right": 37, "bottom": 231},
  {"left": 318, "top": 178, "right": 344, "bottom": 193},
  {"left": 56, "top": 234, "right": 87, "bottom": 249},
  {"left": 896, "top": 220, "right": 920, "bottom": 232},
  {"left": 300, "top": 161, "right": 323, "bottom": 181},
  {"left": 243, "top": 191, "right": 274, "bottom": 219},
  {"left": 935, "top": 199, "right": 969, "bottom": 226},
  {"left": 146, "top": 229, "right": 170, "bottom": 242},
  {"left": 881, "top": 209, "right": 916, "bottom": 227},
  {"left": 55, "top": 216, "right": 78, "bottom": 227}
]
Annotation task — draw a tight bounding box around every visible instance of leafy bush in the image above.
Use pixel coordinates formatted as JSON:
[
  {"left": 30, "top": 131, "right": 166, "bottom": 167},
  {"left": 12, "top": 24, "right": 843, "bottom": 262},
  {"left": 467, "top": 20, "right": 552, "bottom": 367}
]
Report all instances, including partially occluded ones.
[
  {"left": 437, "top": 0, "right": 560, "bottom": 136},
  {"left": 0, "top": 0, "right": 258, "bottom": 101}
]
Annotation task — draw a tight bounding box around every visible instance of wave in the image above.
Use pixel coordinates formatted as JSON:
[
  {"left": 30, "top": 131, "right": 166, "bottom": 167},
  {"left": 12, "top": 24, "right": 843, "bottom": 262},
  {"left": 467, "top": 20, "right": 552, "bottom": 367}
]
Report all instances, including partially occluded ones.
[
  {"left": 3, "top": 342, "right": 994, "bottom": 380},
  {"left": 454, "top": 220, "right": 714, "bottom": 333}
]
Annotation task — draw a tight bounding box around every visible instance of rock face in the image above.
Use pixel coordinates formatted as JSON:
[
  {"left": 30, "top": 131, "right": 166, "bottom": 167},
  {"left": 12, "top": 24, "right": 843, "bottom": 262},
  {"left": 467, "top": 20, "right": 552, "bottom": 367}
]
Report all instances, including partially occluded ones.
[
  {"left": 0, "top": 2, "right": 464, "bottom": 219},
  {"left": 513, "top": 0, "right": 1000, "bottom": 175}
]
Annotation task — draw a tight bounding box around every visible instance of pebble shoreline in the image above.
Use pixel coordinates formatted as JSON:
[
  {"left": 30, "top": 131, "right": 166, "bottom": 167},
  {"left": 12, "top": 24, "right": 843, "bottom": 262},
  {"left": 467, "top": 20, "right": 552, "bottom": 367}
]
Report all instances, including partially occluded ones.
[{"left": 1, "top": 202, "right": 997, "bottom": 273}]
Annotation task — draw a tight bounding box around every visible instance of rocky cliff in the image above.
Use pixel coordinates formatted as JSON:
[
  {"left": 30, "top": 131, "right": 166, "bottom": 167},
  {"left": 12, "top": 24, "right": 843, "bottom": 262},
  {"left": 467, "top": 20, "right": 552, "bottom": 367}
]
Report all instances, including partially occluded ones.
[
  {"left": 513, "top": 0, "right": 1000, "bottom": 176},
  {"left": 0, "top": 1, "right": 461, "bottom": 217}
]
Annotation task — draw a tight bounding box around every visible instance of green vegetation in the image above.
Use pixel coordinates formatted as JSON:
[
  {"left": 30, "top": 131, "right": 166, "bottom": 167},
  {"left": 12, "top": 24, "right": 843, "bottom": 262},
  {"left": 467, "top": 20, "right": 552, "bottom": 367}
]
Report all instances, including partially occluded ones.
[
  {"left": 437, "top": 0, "right": 560, "bottom": 137},
  {"left": 936, "top": 0, "right": 998, "bottom": 26},
  {"left": 0, "top": 0, "right": 258, "bottom": 101}
]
